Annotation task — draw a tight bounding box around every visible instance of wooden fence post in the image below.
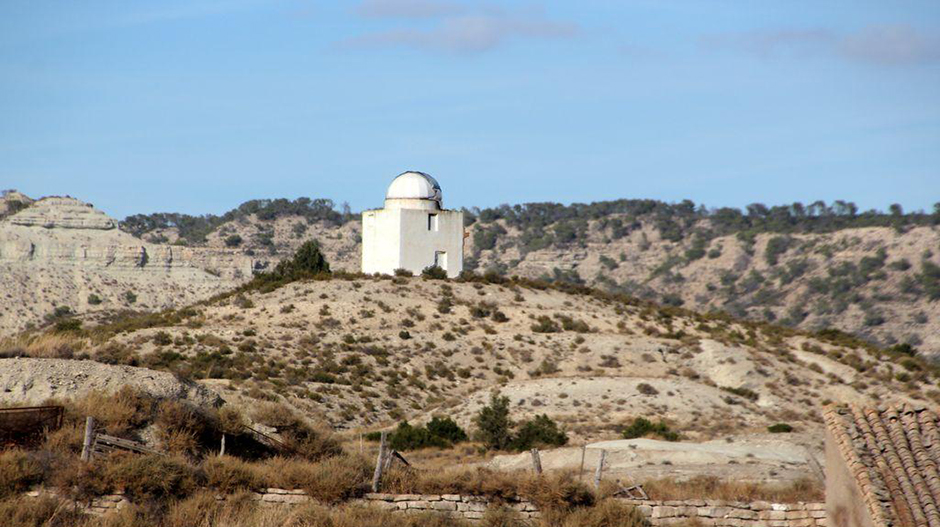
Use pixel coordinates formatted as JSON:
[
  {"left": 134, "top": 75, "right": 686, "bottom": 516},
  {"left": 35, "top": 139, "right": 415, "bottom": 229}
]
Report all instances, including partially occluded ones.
[
  {"left": 594, "top": 449, "right": 607, "bottom": 489},
  {"left": 530, "top": 448, "right": 542, "bottom": 474},
  {"left": 219, "top": 434, "right": 226, "bottom": 457},
  {"left": 578, "top": 446, "right": 586, "bottom": 481},
  {"left": 81, "top": 416, "right": 95, "bottom": 462},
  {"left": 371, "top": 431, "right": 387, "bottom": 492}
]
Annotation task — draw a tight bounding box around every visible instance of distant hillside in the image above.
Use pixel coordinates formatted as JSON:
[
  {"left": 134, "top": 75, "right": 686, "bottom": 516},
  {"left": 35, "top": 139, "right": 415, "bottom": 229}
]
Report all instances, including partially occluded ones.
[
  {"left": 119, "top": 196, "right": 940, "bottom": 355},
  {"left": 5, "top": 271, "right": 936, "bottom": 445}
]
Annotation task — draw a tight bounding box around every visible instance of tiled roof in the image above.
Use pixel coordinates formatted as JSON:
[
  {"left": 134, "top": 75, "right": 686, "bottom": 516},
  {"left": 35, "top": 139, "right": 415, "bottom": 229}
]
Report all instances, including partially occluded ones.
[{"left": 824, "top": 404, "right": 940, "bottom": 527}]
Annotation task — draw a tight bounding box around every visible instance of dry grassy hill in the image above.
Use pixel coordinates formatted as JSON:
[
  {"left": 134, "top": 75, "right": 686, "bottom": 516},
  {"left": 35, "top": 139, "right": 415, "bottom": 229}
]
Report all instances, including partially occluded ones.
[{"left": 7, "top": 272, "right": 936, "bottom": 449}]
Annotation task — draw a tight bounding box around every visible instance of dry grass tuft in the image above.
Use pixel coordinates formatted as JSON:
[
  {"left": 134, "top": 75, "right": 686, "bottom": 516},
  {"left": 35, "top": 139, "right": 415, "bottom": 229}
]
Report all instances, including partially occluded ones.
[
  {"left": 0, "top": 450, "right": 44, "bottom": 499},
  {"left": 383, "top": 466, "right": 593, "bottom": 511},
  {"left": 69, "top": 387, "right": 154, "bottom": 437},
  {"left": 547, "top": 498, "right": 650, "bottom": 527},
  {"left": 103, "top": 453, "right": 199, "bottom": 501},
  {"left": 284, "top": 503, "right": 470, "bottom": 527},
  {"left": 256, "top": 453, "right": 372, "bottom": 503},
  {"left": 0, "top": 495, "right": 89, "bottom": 527},
  {"left": 642, "top": 476, "right": 823, "bottom": 502},
  {"left": 202, "top": 456, "right": 262, "bottom": 493},
  {"left": 481, "top": 505, "right": 530, "bottom": 527},
  {"left": 0, "top": 332, "right": 87, "bottom": 359}
]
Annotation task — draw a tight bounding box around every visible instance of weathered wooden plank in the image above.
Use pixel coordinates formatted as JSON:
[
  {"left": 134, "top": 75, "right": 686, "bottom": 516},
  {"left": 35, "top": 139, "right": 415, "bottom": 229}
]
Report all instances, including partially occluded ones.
[
  {"left": 81, "top": 417, "right": 95, "bottom": 462},
  {"left": 93, "top": 433, "right": 164, "bottom": 456}
]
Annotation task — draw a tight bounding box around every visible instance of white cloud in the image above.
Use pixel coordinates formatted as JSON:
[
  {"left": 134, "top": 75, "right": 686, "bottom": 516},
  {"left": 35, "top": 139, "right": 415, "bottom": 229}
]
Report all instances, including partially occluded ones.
[
  {"left": 703, "top": 24, "right": 940, "bottom": 66},
  {"left": 839, "top": 24, "right": 940, "bottom": 65},
  {"left": 356, "top": 0, "right": 467, "bottom": 19},
  {"left": 347, "top": 1, "right": 577, "bottom": 54}
]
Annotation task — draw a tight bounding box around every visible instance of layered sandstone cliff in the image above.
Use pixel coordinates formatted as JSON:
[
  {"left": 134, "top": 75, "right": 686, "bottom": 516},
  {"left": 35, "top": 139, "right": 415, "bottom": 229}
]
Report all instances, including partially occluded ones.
[{"left": 0, "top": 195, "right": 262, "bottom": 336}]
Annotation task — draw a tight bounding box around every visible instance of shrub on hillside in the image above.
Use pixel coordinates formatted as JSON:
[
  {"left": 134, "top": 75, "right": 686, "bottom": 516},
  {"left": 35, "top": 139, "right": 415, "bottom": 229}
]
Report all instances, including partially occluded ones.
[
  {"left": 621, "top": 417, "right": 680, "bottom": 442},
  {"left": 474, "top": 392, "right": 514, "bottom": 451},
  {"left": 367, "top": 417, "right": 468, "bottom": 451},
  {"left": 473, "top": 392, "right": 567, "bottom": 452},
  {"left": 259, "top": 240, "right": 330, "bottom": 284},
  {"left": 531, "top": 315, "right": 560, "bottom": 333},
  {"left": 426, "top": 416, "right": 468, "bottom": 444},
  {"left": 512, "top": 414, "right": 568, "bottom": 450},
  {"left": 720, "top": 386, "right": 759, "bottom": 402},
  {"left": 421, "top": 265, "right": 448, "bottom": 279},
  {"left": 767, "top": 423, "right": 794, "bottom": 433}
]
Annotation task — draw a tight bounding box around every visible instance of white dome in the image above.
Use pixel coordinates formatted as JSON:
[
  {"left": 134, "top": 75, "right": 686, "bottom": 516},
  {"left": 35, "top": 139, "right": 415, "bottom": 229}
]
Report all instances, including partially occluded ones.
[{"left": 386, "top": 171, "right": 442, "bottom": 202}]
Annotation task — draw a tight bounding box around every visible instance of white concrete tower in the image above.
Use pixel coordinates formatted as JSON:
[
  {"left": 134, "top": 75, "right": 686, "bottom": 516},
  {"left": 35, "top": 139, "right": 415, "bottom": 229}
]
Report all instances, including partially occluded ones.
[{"left": 361, "top": 171, "right": 464, "bottom": 278}]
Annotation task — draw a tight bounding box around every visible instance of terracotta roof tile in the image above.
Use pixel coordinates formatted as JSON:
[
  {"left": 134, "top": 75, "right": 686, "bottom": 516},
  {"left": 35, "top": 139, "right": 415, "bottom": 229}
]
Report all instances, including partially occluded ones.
[{"left": 825, "top": 404, "right": 940, "bottom": 527}]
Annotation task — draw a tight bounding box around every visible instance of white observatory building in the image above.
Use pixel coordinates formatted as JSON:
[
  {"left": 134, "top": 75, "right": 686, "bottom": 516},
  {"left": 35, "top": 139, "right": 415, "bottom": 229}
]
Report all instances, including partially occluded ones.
[{"left": 362, "top": 171, "right": 464, "bottom": 278}]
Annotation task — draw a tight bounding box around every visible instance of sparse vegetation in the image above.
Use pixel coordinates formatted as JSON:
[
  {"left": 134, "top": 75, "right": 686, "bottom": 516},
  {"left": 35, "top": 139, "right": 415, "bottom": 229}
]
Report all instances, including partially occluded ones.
[{"left": 621, "top": 417, "right": 680, "bottom": 441}]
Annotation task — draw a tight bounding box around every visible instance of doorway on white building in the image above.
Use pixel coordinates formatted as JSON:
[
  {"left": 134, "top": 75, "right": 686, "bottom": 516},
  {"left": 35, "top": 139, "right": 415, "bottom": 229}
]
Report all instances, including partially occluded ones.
[{"left": 434, "top": 251, "right": 447, "bottom": 270}]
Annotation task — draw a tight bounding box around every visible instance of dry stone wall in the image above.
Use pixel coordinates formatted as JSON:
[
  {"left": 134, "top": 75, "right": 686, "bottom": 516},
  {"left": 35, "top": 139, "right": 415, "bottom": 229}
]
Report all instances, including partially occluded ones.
[{"left": 35, "top": 488, "right": 826, "bottom": 526}]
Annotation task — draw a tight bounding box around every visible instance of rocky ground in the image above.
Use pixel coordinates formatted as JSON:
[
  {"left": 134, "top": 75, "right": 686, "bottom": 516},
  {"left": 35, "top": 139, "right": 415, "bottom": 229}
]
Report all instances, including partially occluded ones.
[
  {"left": 488, "top": 434, "right": 822, "bottom": 485},
  {"left": 0, "top": 357, "right": 222, "bottom": 409}
]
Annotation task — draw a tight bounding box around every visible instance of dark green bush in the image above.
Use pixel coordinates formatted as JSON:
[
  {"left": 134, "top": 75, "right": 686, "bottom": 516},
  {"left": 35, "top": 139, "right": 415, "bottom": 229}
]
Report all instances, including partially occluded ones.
[
  {"left": 511, "top": 414, "right": 568, "bottom": 451},
  {"left": 262, "top": 240, "right": 330, "bottom": 283},
  {"left": 366, "top": 418, "right": 468, "bottom": 451},
  {"left": 53, "top": 318, "right": 82, "bottom": 333},
  {"left": 531, "top": 316, "right": 560, "bottom": 333},
  {"left": 421, "top": 266, "right": 448, "bottom": 279},
  {"left": 720, "top": 386, "right": 759, "bottom": 402},
  {"left": 474, "top": 392, "right": 513, "bottom": 451},
  {"left": 426, "top": 417, "right": 468, "bottom": 444},
  {"left": 767, "top": 423, "right": 794, "bottom": 433},
  {"left": 621, "top": 417, "right": 679, "bottom": 441}
]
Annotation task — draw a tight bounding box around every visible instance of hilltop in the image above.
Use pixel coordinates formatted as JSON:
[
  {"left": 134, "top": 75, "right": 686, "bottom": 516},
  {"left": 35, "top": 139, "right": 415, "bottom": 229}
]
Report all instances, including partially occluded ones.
[
  {"left": 117, "top": 195, "right": 940, "bottom": 356},
  {"left": 3, "top": 190, "right": 938, "bottom": 355}
]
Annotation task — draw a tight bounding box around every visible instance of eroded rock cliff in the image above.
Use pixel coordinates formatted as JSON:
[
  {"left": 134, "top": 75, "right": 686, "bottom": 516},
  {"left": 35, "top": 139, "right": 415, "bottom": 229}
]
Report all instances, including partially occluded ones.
[{"left": 0, "top": 195, "right": 262, "bottom": 336}]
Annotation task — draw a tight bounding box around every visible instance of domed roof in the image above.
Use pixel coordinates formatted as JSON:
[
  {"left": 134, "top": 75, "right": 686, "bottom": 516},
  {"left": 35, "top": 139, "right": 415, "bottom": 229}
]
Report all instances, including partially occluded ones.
[{"left": 386, "top": 171, "right": 442, "bottom": 202}]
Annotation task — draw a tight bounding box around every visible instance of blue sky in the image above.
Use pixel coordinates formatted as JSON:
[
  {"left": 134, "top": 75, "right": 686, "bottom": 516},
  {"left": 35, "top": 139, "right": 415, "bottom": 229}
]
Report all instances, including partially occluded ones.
[{"left": 1, "top": 0, "right": 938, "bottom": 218}]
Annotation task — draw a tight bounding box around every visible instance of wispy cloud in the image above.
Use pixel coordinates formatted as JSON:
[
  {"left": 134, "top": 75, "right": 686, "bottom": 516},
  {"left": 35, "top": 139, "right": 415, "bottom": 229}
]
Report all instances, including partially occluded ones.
[
  {"left": 839, "top": 25, "right": 940, "bottom": 65},
  {"left": 346, "top": 1, "right": 578, "bottom": 54},
  {"left": 356, "top": 0, "right": 467, "bottom": 19},
  {"left": 703, "top": 24, "right": 940, "bottom": 66}
]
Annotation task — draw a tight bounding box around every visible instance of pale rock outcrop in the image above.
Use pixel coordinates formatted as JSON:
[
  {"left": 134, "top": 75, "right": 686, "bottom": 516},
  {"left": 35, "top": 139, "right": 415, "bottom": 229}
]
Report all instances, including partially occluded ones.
[
  {"left": 9, "top": 196, "right": 117, "bottom": 230},
  {"left": 0, "top": 194, "right": 268, "bottom": 336}
]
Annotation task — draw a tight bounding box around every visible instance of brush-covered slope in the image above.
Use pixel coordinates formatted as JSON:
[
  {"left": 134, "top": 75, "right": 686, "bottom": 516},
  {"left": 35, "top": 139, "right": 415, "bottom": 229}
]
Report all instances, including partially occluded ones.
[
  {"left": 35, "top": 273, "right": 935, "bottom": 444},
  {"left": 121, "top": 196, "right": 940, "bottom": 356}
]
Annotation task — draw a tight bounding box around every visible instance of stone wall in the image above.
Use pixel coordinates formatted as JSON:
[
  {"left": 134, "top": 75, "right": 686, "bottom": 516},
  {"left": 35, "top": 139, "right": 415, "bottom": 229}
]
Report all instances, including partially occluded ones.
[
  {"left": 28, "top": 488, "right": 826, "bottom": 526},
  {"left": 354, "top": 493, "right": 538, "bottom": 521}
]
